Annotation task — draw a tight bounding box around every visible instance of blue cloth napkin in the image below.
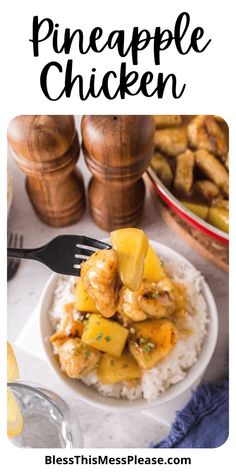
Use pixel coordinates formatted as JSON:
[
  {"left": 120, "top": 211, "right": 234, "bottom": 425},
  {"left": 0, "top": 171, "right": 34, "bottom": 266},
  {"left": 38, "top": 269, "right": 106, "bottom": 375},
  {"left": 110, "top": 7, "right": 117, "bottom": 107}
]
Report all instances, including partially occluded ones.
[{"left": 152, "top": 379, "right": 229, "bottom": 448}]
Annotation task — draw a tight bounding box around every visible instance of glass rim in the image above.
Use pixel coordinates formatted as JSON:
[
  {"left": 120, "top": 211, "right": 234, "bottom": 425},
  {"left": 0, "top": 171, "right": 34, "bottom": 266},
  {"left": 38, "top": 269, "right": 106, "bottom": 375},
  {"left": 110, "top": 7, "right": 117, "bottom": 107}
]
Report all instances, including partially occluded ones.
[{"left": 8, "top": 381, "right": 84, "bottom": 448}]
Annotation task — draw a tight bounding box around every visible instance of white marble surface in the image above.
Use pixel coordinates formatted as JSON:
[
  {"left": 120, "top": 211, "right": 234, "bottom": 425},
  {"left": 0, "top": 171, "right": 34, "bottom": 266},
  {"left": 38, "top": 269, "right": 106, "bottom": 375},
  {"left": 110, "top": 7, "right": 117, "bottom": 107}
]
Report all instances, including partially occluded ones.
[{"left": 7, "top": 116, "right": 228, "bottom": 448}]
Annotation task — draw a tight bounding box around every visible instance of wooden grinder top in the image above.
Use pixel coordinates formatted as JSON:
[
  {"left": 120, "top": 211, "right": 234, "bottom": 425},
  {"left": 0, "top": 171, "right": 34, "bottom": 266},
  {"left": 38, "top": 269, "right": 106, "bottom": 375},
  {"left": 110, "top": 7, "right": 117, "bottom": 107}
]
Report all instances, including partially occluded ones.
[
  {"left": 82, "top": 115, "right": 155, "bottom": 183},
  {"left": 8, "top": 115, "right": 79, "bottom": 176},
  {"left": 82, "top": 115, "right": 155, "bottom": 230},
  {"left": 8, "top": 115, "right": 85, "bottom": 227}
]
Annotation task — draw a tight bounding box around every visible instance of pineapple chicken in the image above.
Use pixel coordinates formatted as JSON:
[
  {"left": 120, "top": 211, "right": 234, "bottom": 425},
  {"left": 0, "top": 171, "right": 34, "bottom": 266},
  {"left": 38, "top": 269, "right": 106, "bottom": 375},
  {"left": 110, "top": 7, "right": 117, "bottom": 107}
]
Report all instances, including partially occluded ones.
[
  {"left": 98, "top": 351, "right": 142, "bottom": 384},
  {"left": 118, "top": 279, "right": 184, "bottom": 322},
  {"left": 57, "top": 337, "right": 101, "bottom": 378},
  {"left": 81, "top": 249, "right": 120, "bottom": 317},
  {"left": 81, "top": 314, "right": 129, "bottom": 357},
  {"left": 188, "top": 114, "right": 228, "bottom": 159},
  {"left": 50, "top": 303, "right": 84, "bottom": 344},
  {"left": 129, "top": 319, "right": 178, "bottom": 370},
  {"left": 50, "top": 228, "right": 189, "bottom": 387},
  {"left": 110, "top": 228, "right": 148, "bottom": 291},
  {"left": 154, "top": 127, "right": 188, "bottom": 157}
]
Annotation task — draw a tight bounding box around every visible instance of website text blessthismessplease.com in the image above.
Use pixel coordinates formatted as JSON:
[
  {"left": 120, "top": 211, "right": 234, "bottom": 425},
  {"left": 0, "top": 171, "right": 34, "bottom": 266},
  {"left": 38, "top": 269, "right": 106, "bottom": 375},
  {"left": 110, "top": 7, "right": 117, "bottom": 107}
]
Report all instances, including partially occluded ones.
[{"left": 45, "top": 455, "right": 191, "bottom": 466}]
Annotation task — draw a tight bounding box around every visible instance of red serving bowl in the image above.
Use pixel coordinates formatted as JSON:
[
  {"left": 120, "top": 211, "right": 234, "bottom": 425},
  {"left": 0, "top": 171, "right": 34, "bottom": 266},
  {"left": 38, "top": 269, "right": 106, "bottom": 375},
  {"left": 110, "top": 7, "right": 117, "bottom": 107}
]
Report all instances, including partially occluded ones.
[{"left": 147, "top": 167, "right": 229, "bottom": 246}]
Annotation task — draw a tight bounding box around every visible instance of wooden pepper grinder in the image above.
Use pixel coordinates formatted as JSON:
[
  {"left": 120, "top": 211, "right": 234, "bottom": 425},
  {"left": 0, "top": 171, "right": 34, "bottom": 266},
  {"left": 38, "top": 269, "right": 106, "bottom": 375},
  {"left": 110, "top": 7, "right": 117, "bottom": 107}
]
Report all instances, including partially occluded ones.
[
  {"left": 7, "top": 115, "right": 85, "bottom": 227},
  {"left": 82, "top": 115, "right": 155, "bottom": 231}
]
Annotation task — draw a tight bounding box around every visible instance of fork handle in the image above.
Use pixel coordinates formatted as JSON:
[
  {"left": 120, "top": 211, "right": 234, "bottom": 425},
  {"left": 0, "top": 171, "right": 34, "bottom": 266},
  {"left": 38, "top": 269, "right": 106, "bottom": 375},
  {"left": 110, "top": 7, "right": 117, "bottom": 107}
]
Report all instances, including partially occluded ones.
[{"left": 7, "top": 247, "right": 42, "bottom": 260}]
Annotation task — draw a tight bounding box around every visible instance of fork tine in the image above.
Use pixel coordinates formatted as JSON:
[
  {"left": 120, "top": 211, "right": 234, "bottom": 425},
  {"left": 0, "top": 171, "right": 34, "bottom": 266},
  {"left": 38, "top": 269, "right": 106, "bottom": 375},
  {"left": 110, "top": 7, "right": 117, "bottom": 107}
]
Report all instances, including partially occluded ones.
[
  {"left": 7, "top": 232, "right": 23, "bottom": 280},
  {"left": 75, "top": 248, "right": 94, "bottom": 257},
  {"left": 13, "top": 233, "right": 18, "bottom": 247},
  {"left": 8, "top": 232, "right": 13, "bottom": 246},
  {"left": 76, "top": 236, "right": 111, "bottom": 250},
  {"left": 73, "top": 258, "right": 86, "bottom": 266}
]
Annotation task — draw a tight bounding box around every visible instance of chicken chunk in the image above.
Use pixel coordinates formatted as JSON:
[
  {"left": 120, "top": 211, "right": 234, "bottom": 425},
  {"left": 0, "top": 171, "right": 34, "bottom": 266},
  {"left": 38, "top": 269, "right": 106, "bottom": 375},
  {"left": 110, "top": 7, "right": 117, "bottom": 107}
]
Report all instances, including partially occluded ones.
[
  {"left": 118, "top": 287, "right": 148, "bottom": 322},
  {"left": 188, "top": 115, "right": 228, "bottom": 159},
  {"left": 50, "top": 303, "right": 84, "bottom": 344},
  {"left": 212, "top": 198, "right": 228, "bottom": 210},
  {"left": 151, "top": 152, "right": 173, "bottom": 188},
  {"left": 138, "top": 281, "right": 180, "bottom": 318},
  {"left": 154, "top": 127, "right": 188, "bottom": 157},
  {"left": 195, "top": 149, "right": 229, "bottom": 197},
  {"left": 118, "top": 279, "right": 179, "bottom": 322},
  {"left": 174, "top": 149, "right": 195, "bottom": 195},
  {"left": 225, "top": 153, "right": 229, "bottom": 170},
  {"left": 194, "top": 180, "right": 221, "bottom": 203},
  {"left": 81, "top": 249, "right": 120, "bottom": 317},
  {"left": 57, "top": 338, "right": 101, "bottom": 378},
  {"left": 153, "top": 115, "right": 182, "bottom": 128}
]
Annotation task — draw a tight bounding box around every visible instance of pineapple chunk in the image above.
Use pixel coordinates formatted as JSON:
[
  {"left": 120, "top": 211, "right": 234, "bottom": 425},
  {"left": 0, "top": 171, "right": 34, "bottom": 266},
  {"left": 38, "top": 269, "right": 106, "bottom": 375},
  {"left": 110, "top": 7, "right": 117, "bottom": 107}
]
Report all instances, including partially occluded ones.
[
  {"left": 81, "top": 314, "right": 129, "bottom": 357},
  {"left": 129, "top": 319, "right": 178, "bottom": 369},
  {"left": 7, "top": 387, "right": 23, "bottom": 438},
  {"left": 207, "top": 207, "right": 229, "bottom": 233},
  {"left": 110, "top": 228, "right": 148, "bottom": 291},
  {"left": 98, "top": 351, "right": 142, "bottom": 384},
  {"left": 143, "top": 245, "right": 166, "bottom": 282},
  {"left": 75, "top": 277, "right": 99, "bottom": 313},
  {"left": 181, "top": 201, "right": 209, "bottom": 220},
  {"left": 7, "top": 342, "right": 20, "bottom": 382}
]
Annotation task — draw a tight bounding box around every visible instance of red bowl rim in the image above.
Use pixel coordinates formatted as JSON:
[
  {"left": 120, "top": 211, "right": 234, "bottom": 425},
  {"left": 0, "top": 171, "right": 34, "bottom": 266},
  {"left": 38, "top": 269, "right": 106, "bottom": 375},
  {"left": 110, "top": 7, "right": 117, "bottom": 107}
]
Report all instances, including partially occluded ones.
[{"left": 147, "top": 168, "right": 229, "bottom": 246}]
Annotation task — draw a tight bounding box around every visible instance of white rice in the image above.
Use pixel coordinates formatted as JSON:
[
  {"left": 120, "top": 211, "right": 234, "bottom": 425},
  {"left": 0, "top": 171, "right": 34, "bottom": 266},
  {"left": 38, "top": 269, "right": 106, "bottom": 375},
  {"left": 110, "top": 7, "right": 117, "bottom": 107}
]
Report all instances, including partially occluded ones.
[{"left": 49, "top": 257, "right": 209, "bottom": 402}]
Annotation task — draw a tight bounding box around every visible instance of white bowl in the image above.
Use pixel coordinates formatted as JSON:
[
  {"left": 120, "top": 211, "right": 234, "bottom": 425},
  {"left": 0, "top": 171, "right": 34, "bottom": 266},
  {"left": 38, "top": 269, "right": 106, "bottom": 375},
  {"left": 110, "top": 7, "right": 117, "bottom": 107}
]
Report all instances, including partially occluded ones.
[{"left": 39, "top": 241, "right": 218, "bottom": 412}]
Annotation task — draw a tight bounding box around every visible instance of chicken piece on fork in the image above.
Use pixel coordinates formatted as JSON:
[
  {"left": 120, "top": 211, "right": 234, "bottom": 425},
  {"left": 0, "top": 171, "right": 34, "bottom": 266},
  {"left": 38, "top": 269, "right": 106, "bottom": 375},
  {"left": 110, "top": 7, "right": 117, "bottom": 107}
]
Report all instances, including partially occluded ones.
[{"left": 81, "top": 249, "right": 120, "bottom": 317}]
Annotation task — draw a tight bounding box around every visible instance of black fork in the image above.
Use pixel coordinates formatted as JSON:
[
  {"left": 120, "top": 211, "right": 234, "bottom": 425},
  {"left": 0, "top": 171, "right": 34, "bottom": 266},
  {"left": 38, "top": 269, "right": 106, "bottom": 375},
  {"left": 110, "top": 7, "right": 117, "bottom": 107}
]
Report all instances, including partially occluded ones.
[
  {"left": 7, "top": 233, "right": 23, "bottom": 281},
  {"left": 7, "top": 235, "right": 111, "bottom": 276}
]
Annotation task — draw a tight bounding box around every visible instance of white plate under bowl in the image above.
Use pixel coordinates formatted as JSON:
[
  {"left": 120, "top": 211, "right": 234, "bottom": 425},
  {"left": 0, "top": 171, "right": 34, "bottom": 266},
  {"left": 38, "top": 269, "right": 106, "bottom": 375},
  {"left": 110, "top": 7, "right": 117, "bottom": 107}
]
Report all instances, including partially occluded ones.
[{"left": 39, "top": 240, "right": 218, "bottom": 412}]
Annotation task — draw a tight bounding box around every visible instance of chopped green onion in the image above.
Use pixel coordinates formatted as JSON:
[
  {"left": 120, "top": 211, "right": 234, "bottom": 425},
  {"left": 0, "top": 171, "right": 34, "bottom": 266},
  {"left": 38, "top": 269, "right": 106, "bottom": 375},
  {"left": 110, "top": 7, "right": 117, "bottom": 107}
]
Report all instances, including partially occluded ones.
[
  {"left": 84, "top": 350, "right": 91, "bottom": 358},
  {"left": 139, "top": 337, "right": 148, "bottom": 344},
  {"left": 143, "top": 342, "right": 155, "bottom": 353},
  {"left": 95, "top": 332, "right": 103, "bottom": 341}
]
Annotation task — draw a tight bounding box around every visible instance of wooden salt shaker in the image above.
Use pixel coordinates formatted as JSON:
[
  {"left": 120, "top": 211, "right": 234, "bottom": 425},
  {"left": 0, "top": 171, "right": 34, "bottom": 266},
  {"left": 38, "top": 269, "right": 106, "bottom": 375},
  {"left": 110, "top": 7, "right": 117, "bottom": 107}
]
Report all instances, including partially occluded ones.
[
  {"left": 8, "top": 115, "right": 85, "bottom": 227},
  {"left": 82, "top": 115, "right": 155, "bottom": 231}
]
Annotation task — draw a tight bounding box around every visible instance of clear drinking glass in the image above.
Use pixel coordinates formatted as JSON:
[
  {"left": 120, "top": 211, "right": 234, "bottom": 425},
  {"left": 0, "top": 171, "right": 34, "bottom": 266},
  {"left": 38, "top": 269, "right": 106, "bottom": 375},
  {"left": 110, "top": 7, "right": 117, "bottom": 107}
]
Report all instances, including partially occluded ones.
[{"left": 8, "top": 382, "right": 83, "bottom": 448}]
